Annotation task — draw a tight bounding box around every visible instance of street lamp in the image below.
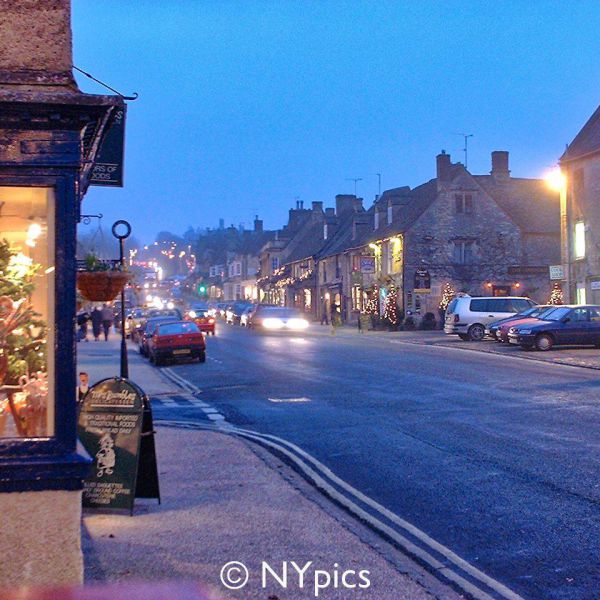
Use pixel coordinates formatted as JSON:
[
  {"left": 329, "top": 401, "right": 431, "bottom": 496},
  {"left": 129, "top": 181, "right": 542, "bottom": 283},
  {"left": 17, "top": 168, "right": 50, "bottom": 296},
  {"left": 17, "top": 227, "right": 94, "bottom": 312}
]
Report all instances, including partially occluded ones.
[{"left": 544, "top": 166, "right": 570, "bottom": 302}]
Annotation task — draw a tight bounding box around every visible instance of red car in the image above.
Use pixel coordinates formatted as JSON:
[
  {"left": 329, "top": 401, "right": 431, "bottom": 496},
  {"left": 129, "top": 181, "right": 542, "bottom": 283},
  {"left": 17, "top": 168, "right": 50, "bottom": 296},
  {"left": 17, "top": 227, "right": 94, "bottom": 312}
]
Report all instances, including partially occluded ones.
[
  {"left": 495, "top": 306, "right": 553, "bottom": 342},
  {"left": 186, "top": 307, "right": 216, "bottom": 335},
  {"left": 148, "top": 321, "right": 206, "bottom": 365}
]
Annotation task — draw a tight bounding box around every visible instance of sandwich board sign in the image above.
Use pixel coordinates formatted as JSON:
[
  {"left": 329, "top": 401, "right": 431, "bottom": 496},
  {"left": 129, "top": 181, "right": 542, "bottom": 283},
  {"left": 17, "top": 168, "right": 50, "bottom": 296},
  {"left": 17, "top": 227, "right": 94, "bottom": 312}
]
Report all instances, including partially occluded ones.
[{"left": 78, "top": 377, "right": 160, "bottom": 514}]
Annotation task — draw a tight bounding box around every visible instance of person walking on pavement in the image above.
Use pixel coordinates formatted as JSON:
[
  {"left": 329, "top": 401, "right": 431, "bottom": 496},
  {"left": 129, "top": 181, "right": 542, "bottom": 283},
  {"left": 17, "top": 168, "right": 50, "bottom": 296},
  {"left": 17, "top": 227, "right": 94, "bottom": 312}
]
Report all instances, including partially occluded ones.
[
  {"left": 101, "top": 304, "right": 114, "bottom": 341},
  {"left": 76, "top": 310, "right": 90, "bottom": 342},
  {"left": 90, "top": 306, "right": 102, "bottom": 341}
]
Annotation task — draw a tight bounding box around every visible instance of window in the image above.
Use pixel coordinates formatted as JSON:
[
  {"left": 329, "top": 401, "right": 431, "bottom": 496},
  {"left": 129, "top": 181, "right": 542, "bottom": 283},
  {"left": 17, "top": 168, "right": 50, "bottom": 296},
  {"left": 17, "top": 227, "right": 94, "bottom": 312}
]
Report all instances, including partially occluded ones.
[
  {"left": 455, "top": 193, "right": 473, "bottom": 214},
  {"left": 0, "top": 186, "right": 55, "bottom": 439},
  {"left": 574, "top": 221, "right": 586, "bottom": 259},
  {"left": 271, "top": 256, "right": 279, "bottom": 272},
  {"left": 572, "top": 307, "right": 589, "bottom": 322},
  {"left": 453, "top": 240, "right": 474, "bottom": 264},
  {"left": 576, "top": 283, "right": 586, "bottom": 304},
  {"left": 387, "top": 205, "right": 393, "bottom": 225},
  {"left": 323, "top": 223, "right": 328, "bottom": 240},
  {"left": 374, "top": 211, "right": 380, "bottom": 230},
  {"left": 512, "top": 299, "right": 534, "bottom": 312},
  {"left": 470, "top": 299, "right": 488, "bottom": 312}
]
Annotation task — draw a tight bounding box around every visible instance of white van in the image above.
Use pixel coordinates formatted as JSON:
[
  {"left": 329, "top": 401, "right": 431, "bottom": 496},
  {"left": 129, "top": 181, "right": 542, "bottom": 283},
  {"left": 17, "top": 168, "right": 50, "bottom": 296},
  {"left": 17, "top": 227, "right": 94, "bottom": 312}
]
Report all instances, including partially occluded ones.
[{"left": 444, "top": 295, "right": 536, "bottom": 341}]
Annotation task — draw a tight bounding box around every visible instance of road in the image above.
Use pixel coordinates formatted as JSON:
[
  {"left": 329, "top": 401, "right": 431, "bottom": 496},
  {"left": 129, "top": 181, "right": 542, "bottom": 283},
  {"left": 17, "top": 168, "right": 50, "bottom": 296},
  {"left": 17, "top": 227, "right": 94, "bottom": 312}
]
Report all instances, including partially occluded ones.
[{"left": 150, "top": 323, "right": 600, "bottom": 600}]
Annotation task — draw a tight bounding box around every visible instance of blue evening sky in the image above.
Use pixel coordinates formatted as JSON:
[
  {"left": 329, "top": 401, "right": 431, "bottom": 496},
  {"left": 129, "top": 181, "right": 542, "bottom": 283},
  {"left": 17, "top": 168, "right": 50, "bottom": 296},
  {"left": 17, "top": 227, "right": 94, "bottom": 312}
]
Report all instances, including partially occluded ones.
[{"left": 72, "top": 1, "right": 600, "bottom": 243}]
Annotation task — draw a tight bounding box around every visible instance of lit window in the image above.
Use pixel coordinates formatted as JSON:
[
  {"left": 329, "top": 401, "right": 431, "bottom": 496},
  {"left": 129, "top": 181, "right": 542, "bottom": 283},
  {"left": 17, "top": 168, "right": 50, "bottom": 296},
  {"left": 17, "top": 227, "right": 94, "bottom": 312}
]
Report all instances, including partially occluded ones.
[
  {"left": 323, "top": 223, "right": 328, "bottom": 240},
  {"left": 387, "top": 205, "right": 393, "bottom": 224},
  {"left": 577, "top": 284, "right": 586, "bottom": 305},
  {"left": 574, "top": 222, "right": 586, "bottom": 259},
  {"left": 374, "top": 211, "right": 379, "bottom": 230},
  {"left": 0, "top": 186, "right": 55, "bottom": 439}
]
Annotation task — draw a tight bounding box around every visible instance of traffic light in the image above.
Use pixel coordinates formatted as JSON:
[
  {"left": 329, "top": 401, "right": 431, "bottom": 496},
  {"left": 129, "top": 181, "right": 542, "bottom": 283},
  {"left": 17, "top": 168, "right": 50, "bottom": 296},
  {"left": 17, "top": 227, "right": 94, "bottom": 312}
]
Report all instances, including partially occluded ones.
[{"left": 198, "top": 284, "right": 206, "bottom": 295}]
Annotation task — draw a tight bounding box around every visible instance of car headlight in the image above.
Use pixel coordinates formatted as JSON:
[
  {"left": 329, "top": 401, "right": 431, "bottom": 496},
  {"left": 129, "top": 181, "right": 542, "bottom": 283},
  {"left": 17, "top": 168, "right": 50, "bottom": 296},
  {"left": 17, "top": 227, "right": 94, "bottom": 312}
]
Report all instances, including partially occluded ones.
[
  {"left": 167, "top": 301, "right": 175, "bottom": 309},
  {"left": 287, "top": 318, "right": 309, "bottom": 330},
  {"left": 519, "top": 329, "right": 532, "bottom": 335},
  {"left": 188, "top": 310, "right": 197, "bottom": 318},
  {"left": 262, "top": 318, "right": 284, "bottom": 329}
]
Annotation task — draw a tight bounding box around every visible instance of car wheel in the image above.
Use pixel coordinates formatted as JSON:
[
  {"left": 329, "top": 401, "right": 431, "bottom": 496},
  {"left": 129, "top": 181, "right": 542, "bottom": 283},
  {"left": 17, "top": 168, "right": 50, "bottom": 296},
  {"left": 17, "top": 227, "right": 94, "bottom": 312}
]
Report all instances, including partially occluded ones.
[
  {"left": 198, "top": 352, "right": 206, "bottom": 363},
  {"left": 458, "top": 334, "right": 469, "bottom": 341},
  {"left": 535, "top": 334, "right": 554, "bottom": 351},
  {"left": 467, "top": 324, "right": 485, "bottom": 341}
]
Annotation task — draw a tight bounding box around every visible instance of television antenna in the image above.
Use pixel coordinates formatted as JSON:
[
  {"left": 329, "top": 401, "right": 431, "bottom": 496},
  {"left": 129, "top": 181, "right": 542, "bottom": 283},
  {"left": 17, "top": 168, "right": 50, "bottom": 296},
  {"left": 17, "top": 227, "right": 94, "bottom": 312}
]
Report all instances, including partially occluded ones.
[{"left": 452, "top": 133, "right": 474, "bottom": 169}]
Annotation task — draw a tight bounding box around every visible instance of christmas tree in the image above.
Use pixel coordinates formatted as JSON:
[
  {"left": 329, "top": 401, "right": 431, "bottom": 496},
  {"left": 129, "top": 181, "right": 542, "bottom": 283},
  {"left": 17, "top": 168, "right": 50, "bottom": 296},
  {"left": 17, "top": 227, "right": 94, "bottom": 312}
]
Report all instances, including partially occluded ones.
[
  {"left": 439, "top": 282, "right": 456, "bottom": 311},
  {"left": 0, "top": 240, "right": 46, "bottom": 387},
  {"left": 548, "top": 282, "right": 564, "bottom": 305},
  {"left": 383, "top": 286, "right": 399, "bottom": 327},
  {"left": 364, "top": 287, "right": 379, "bottom": 315}
]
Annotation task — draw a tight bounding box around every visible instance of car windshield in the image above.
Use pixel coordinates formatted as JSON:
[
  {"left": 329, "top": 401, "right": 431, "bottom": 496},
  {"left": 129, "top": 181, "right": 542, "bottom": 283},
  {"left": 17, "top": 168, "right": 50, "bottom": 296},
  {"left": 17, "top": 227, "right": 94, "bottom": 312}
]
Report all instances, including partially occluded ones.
[
  {"left": 145, "top": 317, "right": 178, "bottom": 332},
  {"left": 518, "top": 306, "right": 539, "bottom": 317},
  {"left": 541, "top": 307, "right": 571, "bottom": 321},
  {"left": 157, "top": 322, "right": 200, "bottom": 335}
]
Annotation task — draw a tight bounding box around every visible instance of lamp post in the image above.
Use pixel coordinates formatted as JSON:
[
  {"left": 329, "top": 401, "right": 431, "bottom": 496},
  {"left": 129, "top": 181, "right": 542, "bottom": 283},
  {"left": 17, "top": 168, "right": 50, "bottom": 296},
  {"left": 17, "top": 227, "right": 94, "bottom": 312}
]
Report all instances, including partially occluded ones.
[
  {"left": 112, "top": 220, "right": 132, "bottom": 378},
  {"left": 545, "top": 167, "right": 570, "bottom": 302}
]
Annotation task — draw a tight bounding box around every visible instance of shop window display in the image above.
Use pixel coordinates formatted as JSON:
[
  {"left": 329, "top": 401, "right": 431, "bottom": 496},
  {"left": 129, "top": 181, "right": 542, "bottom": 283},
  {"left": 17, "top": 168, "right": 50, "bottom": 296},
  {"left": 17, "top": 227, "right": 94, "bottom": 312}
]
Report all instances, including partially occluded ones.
[{"left": 0, "top": 187, "right": 54, "bottom": 438}]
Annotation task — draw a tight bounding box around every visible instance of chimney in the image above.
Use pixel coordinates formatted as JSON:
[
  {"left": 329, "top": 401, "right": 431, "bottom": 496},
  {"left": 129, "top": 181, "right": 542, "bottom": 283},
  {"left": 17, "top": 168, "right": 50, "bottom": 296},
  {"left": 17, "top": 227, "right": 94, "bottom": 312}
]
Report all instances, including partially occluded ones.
[
  {"left": 436, "top": 150, "right": 452, "bottom": 182},
  {"left": 253, "top": 215, "right": 263, "bottom": 232},
  {"left": 335, "top": 194, "right": 358, "bottom": 216},
  {"left": 325, "top": 207, "right": 335, "bottom": 217},
  {"left": 312, "top": 201, "right": 323, "bottom": 212},
  {"left": 491, "top": 151, "right": 510, "bottom": 179}
]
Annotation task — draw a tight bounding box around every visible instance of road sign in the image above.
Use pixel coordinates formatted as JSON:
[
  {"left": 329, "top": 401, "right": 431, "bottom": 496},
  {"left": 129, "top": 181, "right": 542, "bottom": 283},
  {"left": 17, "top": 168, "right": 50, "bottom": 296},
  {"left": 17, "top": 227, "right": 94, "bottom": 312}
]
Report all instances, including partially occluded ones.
[{"left": 549, "top": 265, "right": 565, "bottom": 280}]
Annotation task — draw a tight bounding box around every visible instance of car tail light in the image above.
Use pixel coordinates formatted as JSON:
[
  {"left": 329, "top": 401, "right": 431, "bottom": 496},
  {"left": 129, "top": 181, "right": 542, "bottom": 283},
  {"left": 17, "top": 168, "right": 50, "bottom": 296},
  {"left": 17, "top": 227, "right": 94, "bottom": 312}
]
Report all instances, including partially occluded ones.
[{"left": 209, "top": 318, "right": 215, "bottom": 323}]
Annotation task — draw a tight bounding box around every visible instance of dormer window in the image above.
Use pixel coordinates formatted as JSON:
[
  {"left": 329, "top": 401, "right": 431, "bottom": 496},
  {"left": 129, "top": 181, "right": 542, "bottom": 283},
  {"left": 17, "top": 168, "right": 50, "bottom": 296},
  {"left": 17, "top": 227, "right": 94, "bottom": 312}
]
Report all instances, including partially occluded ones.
[
  {"left": 387, "top": 204, "right": 393, "bottom": 224},
  {"left": 324, "top": 223, "right": 328, "bottom": 240},
  {"left": 455, "top": 193, "right": 473, "bottom": 214},
  {"left": 374, "top": 211, "right": 380, "bottom": 230}
]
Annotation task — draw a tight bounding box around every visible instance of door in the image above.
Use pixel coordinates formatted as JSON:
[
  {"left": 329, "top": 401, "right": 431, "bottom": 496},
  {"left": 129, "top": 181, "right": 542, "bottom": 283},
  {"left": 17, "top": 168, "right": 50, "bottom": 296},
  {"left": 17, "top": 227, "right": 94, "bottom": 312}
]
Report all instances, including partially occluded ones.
[{"left": 555, "top": 307, "right": 588, "bottom": 345}]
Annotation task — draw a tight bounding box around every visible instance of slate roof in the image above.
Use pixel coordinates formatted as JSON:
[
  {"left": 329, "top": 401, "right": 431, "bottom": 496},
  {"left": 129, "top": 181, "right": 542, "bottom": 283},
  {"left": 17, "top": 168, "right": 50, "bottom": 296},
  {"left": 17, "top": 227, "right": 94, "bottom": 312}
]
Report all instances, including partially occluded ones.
[
  {"left": 561, "top": 104, "right": 600, "bottom": 162},
  {"left": 318, "top": 209, "right": 366, "bottom": 258},
  {"left": 474, "top": 176, "right": 559, "bottom": 234},
  {"left": 284, "top": 219, "right": 327, "bottom": 263}
]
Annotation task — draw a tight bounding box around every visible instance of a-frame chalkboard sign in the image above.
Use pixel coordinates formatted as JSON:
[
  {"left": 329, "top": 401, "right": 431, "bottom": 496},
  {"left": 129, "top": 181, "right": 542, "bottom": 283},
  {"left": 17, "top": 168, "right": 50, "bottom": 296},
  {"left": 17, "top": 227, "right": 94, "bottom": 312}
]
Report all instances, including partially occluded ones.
[{"left": 78, "top": 377, "right": 160, "bottom": 514}]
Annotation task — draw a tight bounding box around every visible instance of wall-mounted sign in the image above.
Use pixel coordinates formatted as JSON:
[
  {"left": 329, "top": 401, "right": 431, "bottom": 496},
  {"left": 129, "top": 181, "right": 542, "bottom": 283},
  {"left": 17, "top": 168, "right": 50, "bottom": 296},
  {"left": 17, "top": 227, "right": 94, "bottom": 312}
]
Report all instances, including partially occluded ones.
[
  {"left": 359, "top": 256, "right": 376, "bottom": 274},
  {"left": 549, "top": 265, "right": 565, "bottom": 280},
  {"left": 90, "top": 106, "right": 126, "bottom": 187},
  {"left": 78, "top": 377, "right": 159, "bottom": 514},
  {"left": 414, "top": 269, "right": 431, "bottom": 294},
  {"left": 590, "top": 281, "right": 600, "bottom": 291}
]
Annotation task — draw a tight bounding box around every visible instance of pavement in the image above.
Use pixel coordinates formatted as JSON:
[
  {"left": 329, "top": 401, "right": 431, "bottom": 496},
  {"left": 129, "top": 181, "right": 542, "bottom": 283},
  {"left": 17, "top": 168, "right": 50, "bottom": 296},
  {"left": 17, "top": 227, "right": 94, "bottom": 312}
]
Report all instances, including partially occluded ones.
[
  {"left": 310, "top": 323, "right": 600, "bottom": 370},
  {"left": 77, "top": 334, "right": 460, "bottom": 600}
]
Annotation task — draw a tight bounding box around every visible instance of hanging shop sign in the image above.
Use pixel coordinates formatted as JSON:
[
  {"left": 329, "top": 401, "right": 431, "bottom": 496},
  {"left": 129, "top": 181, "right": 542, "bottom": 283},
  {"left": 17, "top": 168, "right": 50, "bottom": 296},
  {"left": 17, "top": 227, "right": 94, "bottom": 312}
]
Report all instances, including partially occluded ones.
[
  {"left": 78, "top": 377, "right": 160, "bottom": 513},
  {"left": 356, "top": 256, "right": 376, "bottom": 274},
  {"left": 549, "top": 265, "right": 565, "bottom": 280},
  {"left": 90, "top": 106, "right": 126, "bottom": 187},
  {"left": 414, "top": 269, "right": 431, "bottom": 294}
]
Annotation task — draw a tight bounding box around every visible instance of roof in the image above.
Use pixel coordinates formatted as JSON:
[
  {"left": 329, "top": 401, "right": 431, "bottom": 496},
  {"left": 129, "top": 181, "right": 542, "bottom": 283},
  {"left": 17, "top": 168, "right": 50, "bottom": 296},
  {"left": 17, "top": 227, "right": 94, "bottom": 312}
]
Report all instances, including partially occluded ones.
[
  {"left": 284, "top": 219, "right": 327, "bottom": 263},
  {"left": 561, "top": 104, "right": 600, "bottom": 162},
  {"left": 474, "top": 176, "right": 559, "bottom": 234}
]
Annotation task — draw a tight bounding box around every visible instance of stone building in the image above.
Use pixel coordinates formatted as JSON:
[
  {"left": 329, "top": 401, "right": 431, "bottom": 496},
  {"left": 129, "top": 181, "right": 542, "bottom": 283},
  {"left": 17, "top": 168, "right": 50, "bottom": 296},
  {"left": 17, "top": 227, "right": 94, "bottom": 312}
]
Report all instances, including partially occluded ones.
[
  {"left": 559, "top": 104, "right": 600, "bottom": 304},
  {"left": 319, "top": 151, "right": 560, "bottom": 323}
]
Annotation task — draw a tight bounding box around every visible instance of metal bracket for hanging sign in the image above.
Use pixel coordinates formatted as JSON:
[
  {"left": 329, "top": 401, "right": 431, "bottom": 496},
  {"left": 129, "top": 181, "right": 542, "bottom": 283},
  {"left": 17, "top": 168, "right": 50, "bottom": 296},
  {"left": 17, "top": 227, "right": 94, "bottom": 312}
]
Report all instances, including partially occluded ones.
[
  {"left": 80, "top": 213, "right": 104, "bottom": 225},
  {"left": 73, "top": 66, "right": 138, "bottom": 101}
]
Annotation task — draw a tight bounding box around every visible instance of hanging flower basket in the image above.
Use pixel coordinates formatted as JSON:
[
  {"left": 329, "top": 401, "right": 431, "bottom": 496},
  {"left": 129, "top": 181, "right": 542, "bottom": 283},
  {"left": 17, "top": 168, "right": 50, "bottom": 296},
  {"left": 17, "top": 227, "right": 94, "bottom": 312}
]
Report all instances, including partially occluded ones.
[{"left": 77, "top": 271, "right": 131, "bottom": 302}]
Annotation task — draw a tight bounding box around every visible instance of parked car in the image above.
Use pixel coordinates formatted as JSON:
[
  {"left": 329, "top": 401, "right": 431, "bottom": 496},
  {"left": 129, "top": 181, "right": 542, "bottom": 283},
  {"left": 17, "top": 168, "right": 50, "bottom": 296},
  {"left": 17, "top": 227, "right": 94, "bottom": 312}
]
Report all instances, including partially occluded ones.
[
  {"left": 226, "top": 301, "right": 253, "bottom": 325},
  {"left": 444, "top": 295, "right": 536, "bottom": 341},
  {"left": 250, "top": 306, "right": 310, "bottom": 332},
  {"left": 148, "top": 320, "right": 206, "bottom": 365},
  {"left": 507, "top": 305, "right": 600, "bottom": 351},
  {"left": 127, "top": 307, "right": 149, "bottom": 341},
  {"left": 138, "top": 316, "right": 180, "bottom": 357},
  {"left": 487, "top": 305, "right": 552, "bottom": 342},
  {"left": 185, "top": 305, "right": 216, "bottom": 335}
]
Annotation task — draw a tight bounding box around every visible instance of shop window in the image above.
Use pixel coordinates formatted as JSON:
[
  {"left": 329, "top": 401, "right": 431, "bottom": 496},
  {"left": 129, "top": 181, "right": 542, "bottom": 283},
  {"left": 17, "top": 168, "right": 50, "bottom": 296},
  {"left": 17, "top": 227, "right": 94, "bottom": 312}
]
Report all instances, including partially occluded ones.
[{"left": 0, "top": 187, "right": 55, "bottom": 439}]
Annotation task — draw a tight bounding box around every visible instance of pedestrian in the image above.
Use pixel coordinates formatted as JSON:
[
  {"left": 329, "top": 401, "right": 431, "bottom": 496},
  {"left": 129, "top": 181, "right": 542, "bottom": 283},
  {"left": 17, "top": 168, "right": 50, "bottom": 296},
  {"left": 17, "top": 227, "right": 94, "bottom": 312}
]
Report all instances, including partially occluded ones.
[
  {"left": 90, "top": 306, "right": 102, "bottom": 341},
  {"left": 101, "top": 304, "right": 114, "bottom": 341},
  {"left": 76, "top": 310, "right": 90, "bottom": 342},
  {"left": 77, "top": 372, "right": 90, "bottom": 404},
  {"left": 331, "top": 303, "right": 341, "bottom": 335},
  {"left": 320, "top": 303, "right": 329, "bottom": 325}
]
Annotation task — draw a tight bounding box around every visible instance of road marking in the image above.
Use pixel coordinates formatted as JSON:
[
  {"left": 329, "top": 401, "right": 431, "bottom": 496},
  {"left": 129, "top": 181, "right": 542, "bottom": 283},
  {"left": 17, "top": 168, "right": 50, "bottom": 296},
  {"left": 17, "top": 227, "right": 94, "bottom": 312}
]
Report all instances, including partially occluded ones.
[
  {"left": 157, "top": 418, "right": 522, "bottom": 600},
  {"left": 268, "top": 397, "right": 311, "bottom": 403}
]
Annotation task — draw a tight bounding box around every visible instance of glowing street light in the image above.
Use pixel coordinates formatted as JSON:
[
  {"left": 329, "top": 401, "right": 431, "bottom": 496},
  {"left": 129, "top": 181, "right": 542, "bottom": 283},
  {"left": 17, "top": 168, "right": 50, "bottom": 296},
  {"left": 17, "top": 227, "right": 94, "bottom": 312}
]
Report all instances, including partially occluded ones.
[{"left": 545, "top": 166, "right": 566, "bottom": 191}]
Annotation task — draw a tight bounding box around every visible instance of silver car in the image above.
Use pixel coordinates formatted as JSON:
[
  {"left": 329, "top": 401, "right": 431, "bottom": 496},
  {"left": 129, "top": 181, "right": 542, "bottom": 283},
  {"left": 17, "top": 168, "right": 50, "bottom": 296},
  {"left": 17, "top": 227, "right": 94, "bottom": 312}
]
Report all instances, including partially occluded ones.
[{"left": 444, "top": 295, "right": 536, "bottom": 341}]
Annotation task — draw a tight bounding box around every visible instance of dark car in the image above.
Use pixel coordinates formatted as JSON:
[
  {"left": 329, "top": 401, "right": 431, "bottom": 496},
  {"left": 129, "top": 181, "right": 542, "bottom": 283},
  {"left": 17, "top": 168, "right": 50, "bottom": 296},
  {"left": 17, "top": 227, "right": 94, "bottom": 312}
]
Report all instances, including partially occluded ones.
[
  {"left": 507, "top": 305, "right": 600, "bottom": 351},
  {"left": 138, "top": 316, "right": 180, "bottom": 357},
  {"left": 148, "top": 321, "right": 206, "bottom": 365},
  {"left": 245, "top": 303, "right": 278, "bottom": 328},
  {"left": 488, "top": 305, "right": 551, "bottom": 342}
]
